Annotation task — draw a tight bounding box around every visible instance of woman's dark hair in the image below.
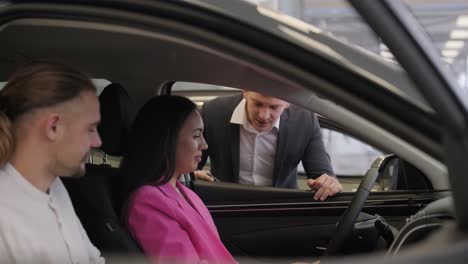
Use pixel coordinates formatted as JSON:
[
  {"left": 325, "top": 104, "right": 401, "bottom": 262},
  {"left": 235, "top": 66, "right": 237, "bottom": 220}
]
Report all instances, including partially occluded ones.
[
  {"left": 0, "top": 62, "right": 95, "bottom": 166},
  {"left": 119, "top": 95, "right": 197, "bottom": 210}
]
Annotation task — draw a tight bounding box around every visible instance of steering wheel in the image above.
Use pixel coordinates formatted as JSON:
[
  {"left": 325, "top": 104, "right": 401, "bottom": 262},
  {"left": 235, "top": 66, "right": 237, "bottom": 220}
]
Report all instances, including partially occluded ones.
[{"left": 324, "top": 154, "right": 395, "bottom": 256}]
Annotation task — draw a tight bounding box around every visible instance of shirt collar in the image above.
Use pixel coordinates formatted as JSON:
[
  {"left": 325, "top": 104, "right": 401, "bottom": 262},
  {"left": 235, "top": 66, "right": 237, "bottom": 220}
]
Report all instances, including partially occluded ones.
[
  {"left": 230, "top": 98, "right": 280, "bottom": 134},
  {"left": 5, "top": 162, "right": 53, "bottom": 203}
]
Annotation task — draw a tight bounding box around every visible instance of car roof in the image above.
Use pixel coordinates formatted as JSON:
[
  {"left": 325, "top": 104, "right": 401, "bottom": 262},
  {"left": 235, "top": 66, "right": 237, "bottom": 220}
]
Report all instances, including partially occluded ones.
[
  {"left": 0, "top": 0, "right": 430, "bottom": 113},
  {"left": 184, "top": 0, "right": 432, "bottom": 112}
]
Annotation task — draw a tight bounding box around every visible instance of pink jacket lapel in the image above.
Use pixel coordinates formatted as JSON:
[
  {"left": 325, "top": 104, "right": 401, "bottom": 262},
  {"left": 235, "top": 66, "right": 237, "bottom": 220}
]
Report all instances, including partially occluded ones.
[{"left": 156, "top": 181, "right": 213, "bottom": 227}]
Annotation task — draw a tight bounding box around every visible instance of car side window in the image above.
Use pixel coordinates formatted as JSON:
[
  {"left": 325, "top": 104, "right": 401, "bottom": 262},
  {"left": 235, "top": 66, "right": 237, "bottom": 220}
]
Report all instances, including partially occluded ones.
[
  {"left": 171, "top": 82, "right": 434, "bottom": 192},
  {"left": 297, "top": 128, "right": 383, "bottom": 191},
  {"left": 321, "top": 128, "right": 383, "bottom": 177},
  {"left": 301, "top": 128, "right": 434, "bottom": 192}
]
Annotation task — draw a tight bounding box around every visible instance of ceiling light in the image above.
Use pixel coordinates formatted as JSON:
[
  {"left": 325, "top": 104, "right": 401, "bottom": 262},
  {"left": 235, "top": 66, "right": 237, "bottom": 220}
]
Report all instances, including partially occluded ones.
[
  {"left": 379, "top": 43, "right": 389, "bottom": 51},
  {"left": 450, "top": 30, "right": 468, "bottom": 39},
  {"left": 380, "top": 50, "right": 394, "bottom": 58},
  {"left": 443, "top": 57, "right": 454, "bottom": 64},
  {"left": 456, "top": 15, "right": 468, "bottom": 27},
  {"left": 442, "top": 50, "right": 459, "bottom": 57},
  {"left": 445, "top": 40, "right": 465, "bottom": 49}
]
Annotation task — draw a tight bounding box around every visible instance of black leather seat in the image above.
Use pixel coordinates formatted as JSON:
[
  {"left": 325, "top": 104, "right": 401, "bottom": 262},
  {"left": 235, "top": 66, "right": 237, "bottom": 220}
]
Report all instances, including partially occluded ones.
[{"left": 62, "top": 83, "right": 140, "bottom": 256}]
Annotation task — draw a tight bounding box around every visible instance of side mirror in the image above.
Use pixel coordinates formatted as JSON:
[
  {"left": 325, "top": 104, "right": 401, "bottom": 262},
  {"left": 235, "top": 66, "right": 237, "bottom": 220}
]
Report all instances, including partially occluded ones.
[
  {"left": 377, "top": 154, "right": 432, "bottom": 191},
  {"left": 377, "top": 154, "right": 399, "bottom": 191}
]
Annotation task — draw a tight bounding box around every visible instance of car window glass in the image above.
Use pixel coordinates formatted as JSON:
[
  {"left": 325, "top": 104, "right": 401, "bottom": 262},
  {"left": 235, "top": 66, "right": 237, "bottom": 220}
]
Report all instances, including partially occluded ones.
[
  {"left": 93, "top": 82, "right": 235, "bottom": 170},
  {"left": 297, "top": 129, "right": 383, "bottom": 192},
  {"left": 244, "top": 0, "right": 399, "bottom": 62},
  {"left": 88, "top": 79, "right": 118, "bottom": 167},
  {"left": 92, "top": 79, "right": 112, "bottom": 95},
  {"left": 171, "top": 82, "right": 241, "bottom": 107},
  {"left": 173, "top": 82, "right": 387, "bottom": 193},
  {"left": 90, "top": 150, "right": 121, "bottom": 167},
  {"left": 321, "top": 128, "right": 383, "bottom": 177},
  {"left": 245, "top": 0, "right": 468, "bottom": 110},
  {"left": 403, "top": 0, "right": 468, "bottom": 106},
  {"left": 175, "top": 81, "right": 437, "bottom": 192}
]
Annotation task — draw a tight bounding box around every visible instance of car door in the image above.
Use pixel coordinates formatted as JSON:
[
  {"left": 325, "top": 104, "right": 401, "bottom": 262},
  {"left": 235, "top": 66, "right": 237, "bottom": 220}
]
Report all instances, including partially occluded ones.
[
  {"left": 187, "top": 94, "right": 442, "bottom": 258},
  {"left": 349, "top": 0, "right": 468, "bottom": 236},
  {"left": 193, "top": 181, "right": 439, "bottom": 257},
  {"left": 174, "top": 0, "right": 453, "bottom": 259},
  {"left": 169, "top": 81, "right": 440, "bottom": 257}
]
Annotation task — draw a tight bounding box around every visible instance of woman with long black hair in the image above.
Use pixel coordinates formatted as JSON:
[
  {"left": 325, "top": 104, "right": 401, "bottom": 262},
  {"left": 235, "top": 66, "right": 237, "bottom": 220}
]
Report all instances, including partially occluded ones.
[{"left": 120, "top": 95, "right": 236, "bottom": 264}]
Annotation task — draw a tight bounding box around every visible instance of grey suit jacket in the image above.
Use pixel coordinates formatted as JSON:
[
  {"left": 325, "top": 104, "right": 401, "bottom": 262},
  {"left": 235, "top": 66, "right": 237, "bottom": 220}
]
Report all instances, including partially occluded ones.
[{"left": 198, "top": 94, "right": 334, "bottom": 189}]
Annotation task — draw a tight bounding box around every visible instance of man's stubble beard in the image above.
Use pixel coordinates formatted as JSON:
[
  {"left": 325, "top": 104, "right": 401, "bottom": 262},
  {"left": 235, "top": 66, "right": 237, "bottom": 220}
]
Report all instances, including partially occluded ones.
[{"left": 64, "top": 152, "right": 89, "bottom": 178}]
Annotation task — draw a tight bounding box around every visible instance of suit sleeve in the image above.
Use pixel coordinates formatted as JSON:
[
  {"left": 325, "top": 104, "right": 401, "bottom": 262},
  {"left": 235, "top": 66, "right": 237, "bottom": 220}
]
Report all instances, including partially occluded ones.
[
  {"left": 127, "top": 191, "right": 200, "bottom": 263},
  {"left": 301, "top": 114, "right": 335, "bottom": 179}
]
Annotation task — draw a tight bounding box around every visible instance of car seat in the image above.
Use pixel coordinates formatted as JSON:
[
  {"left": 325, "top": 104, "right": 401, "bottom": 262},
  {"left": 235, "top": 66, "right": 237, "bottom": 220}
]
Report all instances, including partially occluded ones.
[{"left": 62, "top": 83, "right": 141, "bottom": 256}]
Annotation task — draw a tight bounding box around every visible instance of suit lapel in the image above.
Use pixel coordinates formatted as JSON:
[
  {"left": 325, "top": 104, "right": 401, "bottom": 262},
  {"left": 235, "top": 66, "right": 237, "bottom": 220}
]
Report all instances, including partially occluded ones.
[
  {"left": 157, "top": 183, "right": 184, "bottom": 209},
  {"left": 230, "top": 123, "right": 240, "bottom": 183},
  {"left": 175, "top": 181, "right": 210, "bottom": 223},
  {"left": 159, "top": 182, "right": 208, "bottom": 223},
  {"left": 273, "top": 111, "right": 289, "bottom": 187}
]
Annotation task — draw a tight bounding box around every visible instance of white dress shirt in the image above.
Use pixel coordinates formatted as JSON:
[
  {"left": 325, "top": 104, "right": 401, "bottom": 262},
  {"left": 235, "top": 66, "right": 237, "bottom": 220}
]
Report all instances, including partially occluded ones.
[
  {"left": 230, "top": 99, "right": 280, "bottom": 186},
  {"left": 0, "top": 163, "right": 104, "bottom": 264}
]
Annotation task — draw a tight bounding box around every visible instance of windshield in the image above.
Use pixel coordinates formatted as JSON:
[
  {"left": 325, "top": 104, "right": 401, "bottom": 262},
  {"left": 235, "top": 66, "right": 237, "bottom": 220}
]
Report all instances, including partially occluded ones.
[
  {"left": 404, "top": 0, "right": 468, "bottom": 106},
  {"left": 244, "top": 0, "right": 468, "bottom": 106}
]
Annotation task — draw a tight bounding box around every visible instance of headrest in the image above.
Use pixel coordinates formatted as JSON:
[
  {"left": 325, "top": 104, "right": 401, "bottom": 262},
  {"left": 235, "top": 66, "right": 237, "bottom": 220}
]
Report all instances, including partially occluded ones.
[
  {"left": 98, "top": 83, "right": 133, "bottom": 156},
  {"left": 62, "top": 164, "right": 142, "bottom": 253}
]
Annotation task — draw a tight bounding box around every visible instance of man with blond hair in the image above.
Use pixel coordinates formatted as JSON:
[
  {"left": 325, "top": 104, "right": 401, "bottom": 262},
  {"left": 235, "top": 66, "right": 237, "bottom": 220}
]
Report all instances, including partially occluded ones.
[{"left": 0, "top": 63, "right": 104, "bottom": 263}]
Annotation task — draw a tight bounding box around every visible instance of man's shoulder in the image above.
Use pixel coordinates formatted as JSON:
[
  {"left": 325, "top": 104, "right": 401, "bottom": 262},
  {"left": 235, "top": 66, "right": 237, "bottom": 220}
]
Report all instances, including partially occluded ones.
[
  {"left": 0, "top": 167, "right": 18, "bottom": 205},
  {"left": 202, "top": 94, "right": 242, "bottom": 123},
  {"left": 0, "top": 183, "right": 27, "bottom": 225},
  {"left": 204, "top": 93, "right": 242, "bottom": 109},
  {"left": 284, "top": 105, "right": 316, "bottom": 121}
]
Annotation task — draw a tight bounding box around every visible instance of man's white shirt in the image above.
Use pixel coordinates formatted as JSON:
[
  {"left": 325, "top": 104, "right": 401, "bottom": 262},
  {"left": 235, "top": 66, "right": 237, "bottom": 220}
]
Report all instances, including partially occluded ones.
[
  {"left": 0, "top": 163, "right": 104, "bottom": 264},
  {"left": 230, "top": 99, "right": 280, "bottom": 186}
]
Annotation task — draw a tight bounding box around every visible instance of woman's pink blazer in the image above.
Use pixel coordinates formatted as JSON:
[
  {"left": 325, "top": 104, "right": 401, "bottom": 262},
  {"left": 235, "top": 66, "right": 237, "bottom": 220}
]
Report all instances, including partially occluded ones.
[{"left": 127, "top": 181, "right": 237, "bottom": 264}]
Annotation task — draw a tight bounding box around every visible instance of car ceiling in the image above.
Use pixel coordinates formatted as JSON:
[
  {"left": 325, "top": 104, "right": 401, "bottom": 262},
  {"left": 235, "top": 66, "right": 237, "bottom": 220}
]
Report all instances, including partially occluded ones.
[{"left": 0, "top": 17, "right": 297, "bottom": 108}]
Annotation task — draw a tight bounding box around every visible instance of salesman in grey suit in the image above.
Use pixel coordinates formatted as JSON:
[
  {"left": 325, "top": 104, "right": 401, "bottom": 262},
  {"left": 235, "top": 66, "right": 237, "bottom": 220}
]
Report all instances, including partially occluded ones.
[{"left": 194, "top": 90, "right": 342, "bottom": 201}]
